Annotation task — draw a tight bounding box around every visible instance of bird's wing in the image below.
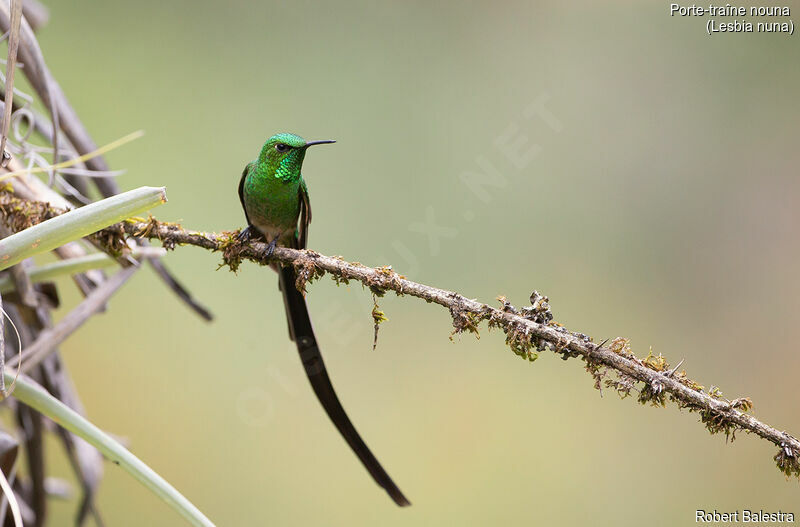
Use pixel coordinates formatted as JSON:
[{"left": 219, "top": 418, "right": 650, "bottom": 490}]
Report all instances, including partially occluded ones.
[
  {"left": 297, "top": 178, "right": 312, "bottom": 250},
  {"left": 238, "top": 162, "right": 255, "bottom": 226}
]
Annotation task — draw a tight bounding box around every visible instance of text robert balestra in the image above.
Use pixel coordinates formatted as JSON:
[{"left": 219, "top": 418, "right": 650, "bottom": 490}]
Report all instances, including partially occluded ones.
[{"left": 696, "top": 509, "right": 794, "bottom": 523}]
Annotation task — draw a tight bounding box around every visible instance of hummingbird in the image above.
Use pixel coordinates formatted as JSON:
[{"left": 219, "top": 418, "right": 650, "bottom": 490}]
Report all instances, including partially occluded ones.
[{"left": 237, "top": 132, "right": 410, "bottom": 507}]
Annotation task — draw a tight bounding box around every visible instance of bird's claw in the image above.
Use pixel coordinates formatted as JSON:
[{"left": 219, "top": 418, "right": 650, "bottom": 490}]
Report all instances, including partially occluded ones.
[
  {"left": 265, "top": 238, "right": 278, "bottom": 257},
  {"left": 237, "top": 226, "right": 255, "bottom": 243},
  {"left": 236, "top": 225, "right": 263, "bottom": 243},
  {"left": 238, "top": 226, "right": 278, "bottom": 257}
]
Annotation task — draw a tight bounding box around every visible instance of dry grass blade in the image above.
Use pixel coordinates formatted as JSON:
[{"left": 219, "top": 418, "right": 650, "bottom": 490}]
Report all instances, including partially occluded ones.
[
  {"left": 0, "top": 0, "right": 22, "bottom": 166},
  {"left": 18, "top": 264, "right": 138, "bottom": 373},
  {"left": 0, "top": 464, "right": 22, "bottom": 527},
  {"left": 0, "top": 293, "right": 22, "bottom": 398},
  {"left": 0, "top": 432, "right": 19, "bottom": 526},
  {"left": 0, "top": 129, "right": 144, "bottom": 182}
]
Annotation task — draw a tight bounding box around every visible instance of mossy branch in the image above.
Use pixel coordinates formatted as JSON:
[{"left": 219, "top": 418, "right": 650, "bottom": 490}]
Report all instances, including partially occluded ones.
[{"left": 1, "top": 194, "right": 798, "bottom": 481}]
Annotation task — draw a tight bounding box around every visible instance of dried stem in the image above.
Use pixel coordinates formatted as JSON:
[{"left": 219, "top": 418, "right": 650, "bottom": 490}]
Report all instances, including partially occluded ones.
[{"left": 0, "top": 0, "right": 22, "bottom": 165}]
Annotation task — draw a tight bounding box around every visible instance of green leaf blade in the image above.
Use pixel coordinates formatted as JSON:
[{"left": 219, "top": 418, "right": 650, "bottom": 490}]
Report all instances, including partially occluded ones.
[{"left": 0, "top": 186, "right": 167, "bottom": 270}]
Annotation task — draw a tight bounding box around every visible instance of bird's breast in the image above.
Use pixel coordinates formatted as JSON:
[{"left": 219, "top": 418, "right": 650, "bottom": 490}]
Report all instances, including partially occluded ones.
[{"left": 244, "top": 171, "right": 301, "bottom": 239}]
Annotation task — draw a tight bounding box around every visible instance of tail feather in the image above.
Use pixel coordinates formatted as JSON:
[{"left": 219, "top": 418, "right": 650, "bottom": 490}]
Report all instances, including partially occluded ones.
[{"left": 278, "top": 265, "right": 410, "bottom": 507}]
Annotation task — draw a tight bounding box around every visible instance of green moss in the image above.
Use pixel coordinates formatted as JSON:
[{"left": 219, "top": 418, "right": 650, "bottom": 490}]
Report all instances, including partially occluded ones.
[
  {"left": 90, "top": 223, "right": 127, "bottom": 258},
  {"left": 449, "top": 308, "right": 483, "bottom": 341},
  {"left": 219, "top": 230, "right": 246, "bottom": 272},
  {"left": 605, "top": 375, "right": 635, "bottom": 399},
  {"left": 700, "top": 409, "right": 739, "bottom": 442},
  {"left": 609, "top": 337, "right": 634, "bottom": 358},
  {"left": 637, "top": 382, "right": 667, "bottom": 407},
  {"left": 332, "top": 274, "right": 351, "bottom": 286},
  {"left": 643, "top": 348, "right": 667, "bottom": 372},
  {"left": 293, "top": 257, "right": 325, "bottom": 292}
]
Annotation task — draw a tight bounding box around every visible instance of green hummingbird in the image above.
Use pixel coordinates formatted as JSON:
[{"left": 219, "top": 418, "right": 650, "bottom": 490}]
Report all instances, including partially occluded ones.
[{"left": 237, "top": 132, "right": 410, "bottom": 507}]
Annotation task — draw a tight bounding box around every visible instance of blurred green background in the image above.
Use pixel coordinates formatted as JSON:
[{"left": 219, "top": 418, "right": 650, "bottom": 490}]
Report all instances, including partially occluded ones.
[{"left": 29, "top": 1, "right": 800, "bottom": 525}]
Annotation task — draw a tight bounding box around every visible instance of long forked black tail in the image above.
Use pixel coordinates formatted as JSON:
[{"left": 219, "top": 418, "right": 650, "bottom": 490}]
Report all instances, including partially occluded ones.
[{"left": 278, "top": 265, "right": 411, "bottom": 507}]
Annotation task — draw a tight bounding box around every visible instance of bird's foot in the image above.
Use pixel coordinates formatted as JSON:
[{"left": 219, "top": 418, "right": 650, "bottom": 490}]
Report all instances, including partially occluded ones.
[
  {"left": 238, "top": 226, "right": 279, "bottom": 257},
  {"left": 237, "top": 225, "right": 258, "bottom": 243},
  {"left": 265, "top": 237, "right": 279, "bottom": 257}
]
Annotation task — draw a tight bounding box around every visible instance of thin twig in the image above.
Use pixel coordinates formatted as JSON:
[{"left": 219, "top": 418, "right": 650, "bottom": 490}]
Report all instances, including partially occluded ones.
[
  {"left": 0, "top": 431, "right": 19, "bottom": 527},
  {"left": 0, "top": 129, "right": 144, "bottom": 182},
  {"left": 0, "top": 0, "right": 22, "bottom": 166},
  {"left": 0, "top": 3, "right": 58, "bottom": 168},
  {"left": 0, "top": 457, "right": 22, "bottom": 527}
]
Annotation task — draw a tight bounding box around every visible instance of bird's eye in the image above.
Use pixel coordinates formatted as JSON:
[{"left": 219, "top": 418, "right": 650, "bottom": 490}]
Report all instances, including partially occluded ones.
[{"left": 275, "top": 143, "right": 290, "bottom": 152}]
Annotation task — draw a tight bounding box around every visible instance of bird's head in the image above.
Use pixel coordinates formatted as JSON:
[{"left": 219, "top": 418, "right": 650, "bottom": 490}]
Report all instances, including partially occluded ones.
[{"left": 259, "top": 133, "right": 335, "bottom": 181}]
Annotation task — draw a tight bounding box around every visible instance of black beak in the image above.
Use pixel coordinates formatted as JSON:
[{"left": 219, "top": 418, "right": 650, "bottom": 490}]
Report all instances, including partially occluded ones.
[{"left": 304, "top": 140, "right": 336, "bottom": 148}]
